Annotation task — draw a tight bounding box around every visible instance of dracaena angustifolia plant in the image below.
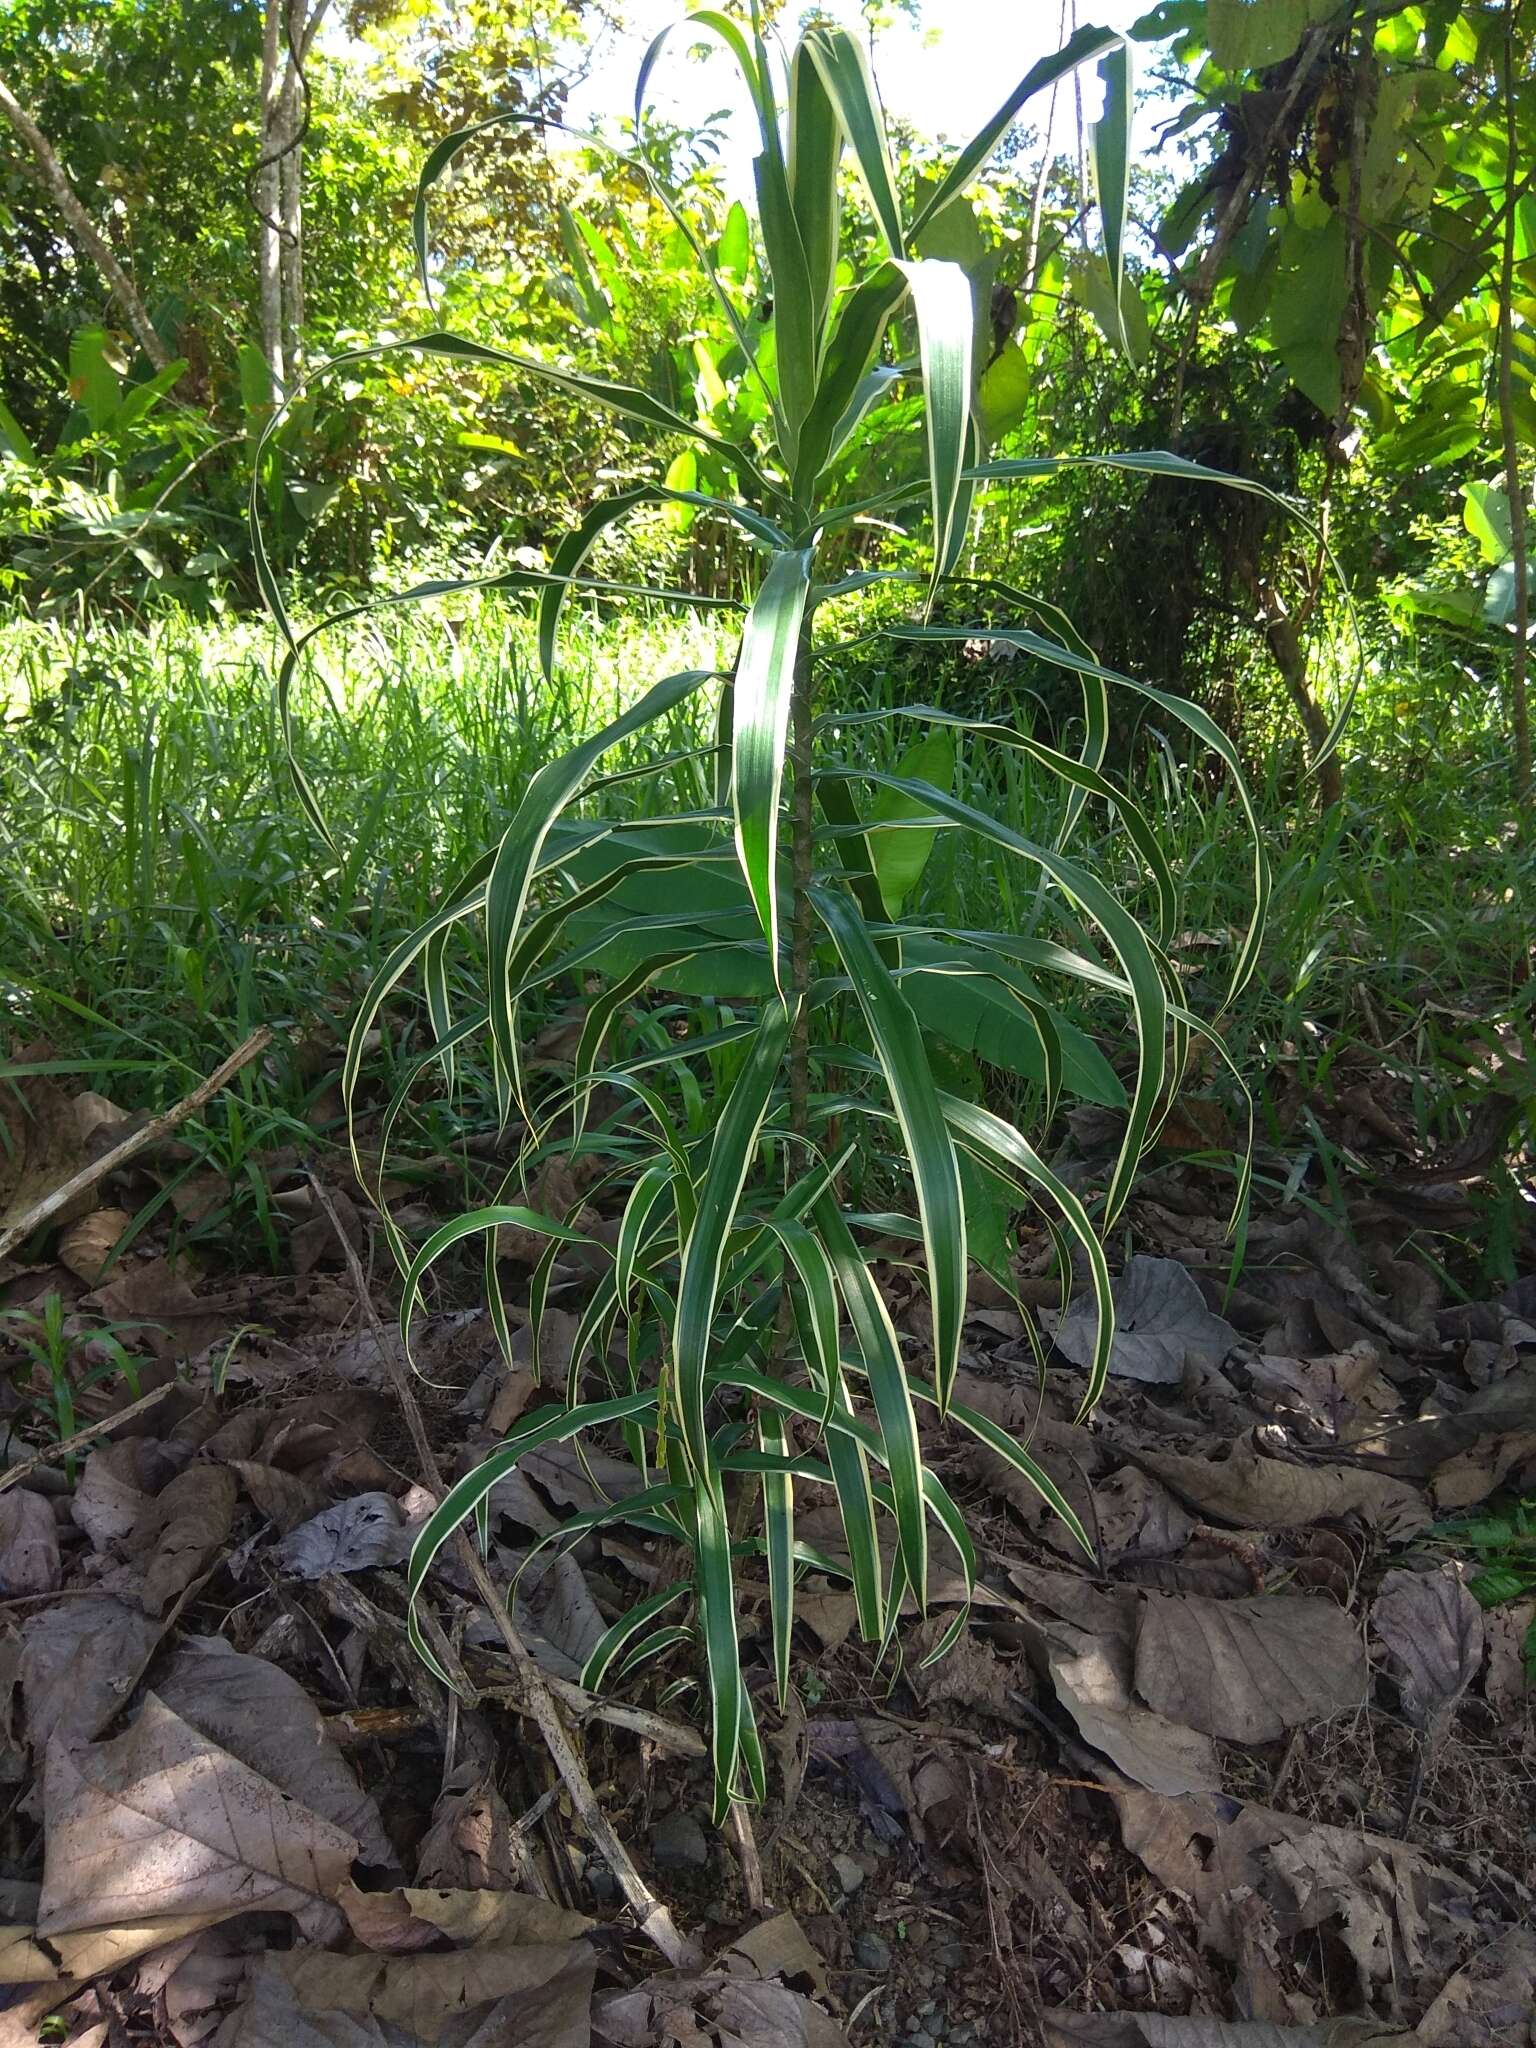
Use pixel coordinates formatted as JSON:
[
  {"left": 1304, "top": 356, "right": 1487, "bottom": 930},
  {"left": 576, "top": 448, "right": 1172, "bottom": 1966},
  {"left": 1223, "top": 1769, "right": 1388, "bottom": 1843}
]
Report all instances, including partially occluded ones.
[{"left": 252, "top": 11, "right": 1277, "bottom": 1823}]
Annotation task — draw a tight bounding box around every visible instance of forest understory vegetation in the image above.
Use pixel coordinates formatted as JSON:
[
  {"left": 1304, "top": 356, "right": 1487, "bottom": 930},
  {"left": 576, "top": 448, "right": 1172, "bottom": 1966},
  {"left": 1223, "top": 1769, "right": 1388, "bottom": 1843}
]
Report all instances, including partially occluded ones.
[{"left": 1, "top": 2, "right": 1534, "bottom": 2044}]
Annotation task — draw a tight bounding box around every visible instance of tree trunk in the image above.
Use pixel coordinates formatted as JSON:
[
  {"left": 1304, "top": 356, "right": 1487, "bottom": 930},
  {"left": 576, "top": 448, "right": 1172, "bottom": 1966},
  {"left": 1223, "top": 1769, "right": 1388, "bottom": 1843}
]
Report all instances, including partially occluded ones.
[
  {"left": 256, "top": 0, "right": 285, "bottom": 387},
  {"left": 0, "top": 68, "right": 170, "bottom": 371},
  {"left": 1497, "top": 0, "right": 1532, "bottom": 820},
  {"left": 1261, "top": 588, "right": 1344, "bottom": 810}
]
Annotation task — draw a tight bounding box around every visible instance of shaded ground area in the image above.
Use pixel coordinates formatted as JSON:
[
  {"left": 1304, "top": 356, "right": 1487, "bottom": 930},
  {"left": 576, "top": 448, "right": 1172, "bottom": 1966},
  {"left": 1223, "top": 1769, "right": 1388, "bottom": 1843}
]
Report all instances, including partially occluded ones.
[{"left": 0, "top": 1041, "right": 1532, "bottom": 2047}]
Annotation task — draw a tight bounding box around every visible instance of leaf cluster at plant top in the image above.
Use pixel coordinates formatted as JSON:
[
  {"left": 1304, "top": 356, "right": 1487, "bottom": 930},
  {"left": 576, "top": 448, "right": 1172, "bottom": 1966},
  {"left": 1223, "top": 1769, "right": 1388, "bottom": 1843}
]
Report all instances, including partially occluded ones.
[{"left": 244, "top": 8, "right": 1314, "bottom": 1822}]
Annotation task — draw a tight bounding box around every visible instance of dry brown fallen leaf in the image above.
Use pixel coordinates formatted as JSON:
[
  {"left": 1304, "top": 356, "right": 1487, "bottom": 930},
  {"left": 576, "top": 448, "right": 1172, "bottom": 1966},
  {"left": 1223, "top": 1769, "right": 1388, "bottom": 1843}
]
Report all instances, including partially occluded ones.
[
  {"left": 1109, "top": 1774, "right": 1476, "bottom": 2013},
  {"left": 597, "top": 1971, "right": 845, "bottom": 2048},
  {"left": 1044, "top": 2013, "right": 1409, "bottom": 2046},
  {"left": 0, "top": 1066, "right": 95, "bottom": 1236},
  {"left": 0, "top": 1488, "right": 61, "bottom": 1597},
  {"left": 71, "top": 1438, "right": 180, "bottom": 1552},
  {"left": 1133, "top": 1589, "right": 1367, "bottom": 1743},
  {"left": 249, "top": 1928, "right": 595, "bottom": 2048},
  {"left": 154, "top": 1637, "right": 393, "bottom": 1867},
  {"left": 1371, "top": 1567, "right": 1485, "bottom": 1730},
  {"left": 1007, "top": 1564, "right": 1221, "bottom": 1796},
  {"left": 0, "top": 1906, "right": 223, "bottom": 1988},
  {"left": 17, "top": 1591, "right": 166, "bottom": 1753},
  {"left": 338, "top": 1884, "right": 590, "bottom": 1956},
  {"left": 226, "top": 1458, "right": 329, "bottom": 1534},
  {"left": 1128, "top": 1431, "right": 1428, "bottom": 1537},
  {"left": 209, "top": 1962, "right": 418, "bottom": 2046},
  {"left": 1413, "top": 1923, "right": 1536, "bottom": 2046},
  {"left": 133, "top": 1463, "right": 238, "bottom": 1614},
  {"left": 39, "top": 1694, "right": 359, "bottom": 1943},
  {"left": 1482, "top": 1598, "right": 1534, "bottom": 1716},
  {"left": 415, "top": 1767, "right": 519, "bottom": 1893},
  {"left": 56, "top": 1206, "right": 135, "bottom": 1285}
]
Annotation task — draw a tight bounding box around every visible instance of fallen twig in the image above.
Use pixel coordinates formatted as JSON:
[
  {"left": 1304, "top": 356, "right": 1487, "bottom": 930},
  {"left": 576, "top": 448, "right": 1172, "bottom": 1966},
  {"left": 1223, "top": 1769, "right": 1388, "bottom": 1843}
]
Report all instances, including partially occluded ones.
[
  {"left": 307, "top": 1169, "right": 701, "bottom": 1967},
  {"left": 0, "top": 1027, "right": 273, "bottom": 1263},
  {"left": 0, "top": 1381, "right": 175, "bottom": 1496}
]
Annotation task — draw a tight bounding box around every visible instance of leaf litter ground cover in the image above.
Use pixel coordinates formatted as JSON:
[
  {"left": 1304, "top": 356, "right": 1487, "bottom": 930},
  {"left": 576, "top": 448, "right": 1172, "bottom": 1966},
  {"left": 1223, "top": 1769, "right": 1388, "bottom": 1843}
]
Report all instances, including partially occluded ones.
[{"left": 0, "top": 1045, "right": 1532, "bottom": 2048}]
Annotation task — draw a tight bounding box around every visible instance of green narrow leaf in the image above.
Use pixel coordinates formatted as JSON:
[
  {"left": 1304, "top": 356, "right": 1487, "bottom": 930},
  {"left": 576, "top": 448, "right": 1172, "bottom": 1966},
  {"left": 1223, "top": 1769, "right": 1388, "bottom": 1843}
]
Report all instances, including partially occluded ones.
[
  {"left": 696, "top": 1471, "right": 744, "bottom": 1820},
  {"left": 813, "top": 888, "right": 966, "bottom": 1417},
  {"left": 788, "top": 40, "right": 843, "bottom": 340},
  {"left": 804, "top": 26, "right": 905, "bottom": 257},
  {"left": 813, "top": 1195, "right": 928, "bottom": 1612},
  {"left": 761, "top": 1409, "right": 795, "bottom": 1710},
  {"left": 897, "top": 259, "right": 974, "bottom": 582},
  {"left": 673, "top": 999, "right": 791, "bottom": 1477},
  {"left": 731, "top": 551, "right": 814, "bottom": 980},
  {"left": 868, "top": 728, "right": 955, "bottom": 916},
  {"left": 581, "top": 1582, "right": 690, "bottom": 1692},
  {"left": 1088, "top": 40, "right": 1133, "bottom": 359}
]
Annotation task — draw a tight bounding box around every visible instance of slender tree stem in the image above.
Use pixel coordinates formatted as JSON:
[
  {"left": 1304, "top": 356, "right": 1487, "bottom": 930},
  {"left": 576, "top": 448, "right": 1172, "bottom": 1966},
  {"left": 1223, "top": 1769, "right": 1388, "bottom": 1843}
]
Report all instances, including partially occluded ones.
[
  {"left": 1497, "top": 0, "right": 1532, "bottom": 820},
  {"left": 0, "top": 70, "right": 170, "bottom": 370}
]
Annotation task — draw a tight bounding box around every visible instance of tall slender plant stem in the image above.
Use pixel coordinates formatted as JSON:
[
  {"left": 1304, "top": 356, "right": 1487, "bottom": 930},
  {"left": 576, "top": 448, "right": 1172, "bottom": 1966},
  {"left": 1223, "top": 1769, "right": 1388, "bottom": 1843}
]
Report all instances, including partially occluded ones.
[{"left": 1497, "top": 0, "right": 1532, "bottom": 821}]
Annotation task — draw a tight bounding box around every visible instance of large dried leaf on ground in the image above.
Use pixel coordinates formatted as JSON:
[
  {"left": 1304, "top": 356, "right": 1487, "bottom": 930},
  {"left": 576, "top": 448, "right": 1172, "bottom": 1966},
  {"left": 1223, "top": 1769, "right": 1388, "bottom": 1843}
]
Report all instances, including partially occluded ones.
[
  {"left": 17, "top": 1591, "right": 166, "bottom": 1752},
  {"left": 339, "top": 1884, "right": 590, "bottom": 1955},
  {"left": 0, "top": 1489, "right": 60, "bottom": 1596},
  {"left": 212, "top": 1963, "right": 417, "bottom": 2045},
  {"left": 227, "top": 1459, "right": 329, "bottom": 1534},
  {"left": 72, "top": 1439, "right": 180, "bottom": 1552},
  {"left": 1052, "top": 1256, "right": 1241, "bottom": 1385},
  {"left": 1130, "top": 1432, "right": 1428, "bottom": 1536},
  {"left": 1370, "top": 1567, "right": 1484, "bottom": 1729},
  {"left": 0, "top": 1068, "right": 93, "bottom": 1233},
  {"left": 39, "top": 1694, "right": 358, "bottom": 1941},
  {"left": 1482, "top": 1598, "right": 1534, "bottom": 1715},
  {"left": 1134, "top": 1591, "right": 1367, "bottom": 1742},
  {"left": 518, "top": 1551, "right": 606, "bottom": 1677},
  {"left": 1007, "top": 1564, "right": 1220, "bottom": 1795},
  {"left": 133, "top": 1464, "right": 238, "bottom": 1614},
  {"left": 1045, "top": 2015, "right": 1408, "bottom": 2047},
  {"left": 260, "top": 1926, "right": 595, "bottom": 2048},
  {"left": 0, "top": 1907, "right": 223, "bottom": 1986},
  {"left": 273, "top": 1493, "right": 409, "bottom": 1578},
  {"left": 1414, "top": 1924, "right": 1536, "bottom": 2047},
  {"left": 155, "top": 1638, "right": 392, "bottom": 1865},
  {"left": 1361, "top": 1365, "right": 1536, "bottom": 1478},
  {"left": 1109, "top": 1776, "right": 1474, "bottom": 2005},
  {"left": 597, "top": 1973, "right": 844, "bottom": 2048}
]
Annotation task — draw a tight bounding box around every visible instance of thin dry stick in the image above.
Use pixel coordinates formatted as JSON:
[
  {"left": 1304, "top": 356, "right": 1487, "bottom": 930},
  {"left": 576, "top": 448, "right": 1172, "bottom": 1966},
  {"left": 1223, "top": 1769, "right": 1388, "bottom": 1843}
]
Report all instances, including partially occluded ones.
[
  {"left": 306, "top": 1170, "right": 701, "bottom": 1967},
  {"left": 0, "top": 1027, "right": 273, "bottom": 1263},
  {"left": 0, "top": 1381, "right": 175, "bottom": 1496}
]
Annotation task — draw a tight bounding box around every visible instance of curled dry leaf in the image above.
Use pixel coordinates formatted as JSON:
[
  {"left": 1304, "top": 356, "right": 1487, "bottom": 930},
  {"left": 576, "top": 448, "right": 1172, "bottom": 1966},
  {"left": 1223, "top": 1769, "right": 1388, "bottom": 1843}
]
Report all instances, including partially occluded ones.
[
  {"left": 155, "top": 1637, "right": 392, "bottom": 1865},
  {"left": 1370, "top": 1567, "right": 1484, "bottom": 1729},
  {"left": 39, "top": 1694, "right": 359, "bottom": 1943},
  {"left": 1052, "top": 1256, "right": 1242, "bottom": 1385},
  {"left": 0, "top": 1488, "right": 61, "bottom": 1597},
  {"left": 1129, "top": 1432, "right": 1428, "bottom": 1537},
  {"left": 227, "top": 1459, "right": 329, "bottom": 1535},
  {"left": 415, "top": 1768, "right": 519, "bottom": 1892},
  {"left": 133, "top": 1463, "right": 238, "bottom": 1615},
  {"left": 0, "top": 1067, "right": 94, "bottom": 1236},
  {"left": 273, "top": 1493, "right": 409, "bottom": 1579},
  {"left": 1133, "top": 1591, "right": 1367, "bottom": 1743},
  {"left": 17, "top": 1591, "right": 166, "bottom": 1753},
  {"left": 72, "top": 1438, "right": 181, "bottom": 1553},
  {"left": 1482, "top": 1598, "right": 1534, "bottom": 1716},
  {"left": 338, "top": 1883, "right": 591, "bottom": 1956},
  {"left": 56, "top": 1207, "right": 134, "bottom": 1286}
]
